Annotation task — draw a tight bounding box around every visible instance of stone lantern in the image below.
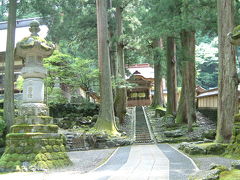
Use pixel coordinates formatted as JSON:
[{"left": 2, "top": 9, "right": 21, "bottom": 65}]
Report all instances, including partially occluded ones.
[
  {"left": 16, "top": 20, "right": 53, "bottom": 119},
  {"left": 0, "top": 20, "right": 71, "bottom": 172}
]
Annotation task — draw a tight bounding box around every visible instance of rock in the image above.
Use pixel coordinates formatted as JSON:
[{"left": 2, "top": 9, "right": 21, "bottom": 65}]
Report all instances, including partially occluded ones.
[
  {"left": 231, "top": 160, "right": 240, "bottom": 170},
  {"left": 205, "top": 143, "right": 228, "bottom": 155},
  {"left": 203, "top": 138, "right": 213, "bottom": 143},
  {"left": 209, "top": 164, "right": 228, "bottom": 171},
  {"left": 189, "top": 169, "right": 220, "bottom": 180},
  {"left": 162, "top": 114, "right": 175, "bottom": 127},
  {"left": 202, "top": 129, "right": 216, "bottom": 140},
  {"left": 155, "top": 107, "right": 166, "bottom": 117},
  {"left": 186, "top": 145, "right": 205, "bottom": 155},
  {"left": 164, "top": 129, "right": 184, "bottom": 138},
  {"left": 97, "top": 142, "right": 108, "bottom": 149},
  {"left": 178, "top": 142, "right": 205, "bottom": 155},
  {"left": 178, "top": 142, "right": 191, "bottom": 151},
  {"left": 121, "top": 132, "right": 127, "bottom": 136},
  {"left": 203, "top": 169, "right": 220, "bottom": 180},
  {"left": 106, "top": 140, "right": 117, "bottom": 148}
]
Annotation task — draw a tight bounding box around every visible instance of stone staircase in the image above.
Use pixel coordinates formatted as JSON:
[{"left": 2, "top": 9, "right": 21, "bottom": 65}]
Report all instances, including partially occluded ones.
[{"left": 135, "top": 106, "right": 154, "bottom": 144}]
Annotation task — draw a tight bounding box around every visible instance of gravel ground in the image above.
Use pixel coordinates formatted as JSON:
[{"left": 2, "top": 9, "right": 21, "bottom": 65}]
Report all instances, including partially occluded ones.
[
  {"left": 0, "top": 148, "right": 117, "bottom": 179},
  {"left": 192, "top": 156, "right": 239, "bottom": 171},
  {"left": 170, "top": 143, "right": 238, "bottom": 171},
  {"left": 52, "top": 148, "right": 117, "bottom": 173}
]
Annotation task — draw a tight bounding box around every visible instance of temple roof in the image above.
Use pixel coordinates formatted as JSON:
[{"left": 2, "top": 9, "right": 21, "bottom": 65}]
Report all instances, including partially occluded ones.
[
  {"left": 127, "top": 63, "right": 154, "bottom": 79},
  {"left": 0, "top": 17, "right": 48, "bottom": 53}
]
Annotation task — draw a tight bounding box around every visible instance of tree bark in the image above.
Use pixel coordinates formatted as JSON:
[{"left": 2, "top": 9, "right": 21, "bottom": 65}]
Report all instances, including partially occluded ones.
[
  {"left": 4, "top": 0, "right": 16, "bottom": 132},
  {"left": 114, "top": 4, "right": 127, "bottom": 124},
  {"left": 178, "top": 30, "right": 196, "bottom": 132},
  {"left": 175, "top": 80, "right": 187, "bottom": 124},
  {"left": 216, "top": 0, "right": 237, "bottom": 143},
  {"left": 166, "top": 37, "right": 177, "bottom": 115},
  {"left": 108, "top": 0, "right": 117, "bottom": 78},
  {"left": 94, "top": 0, "right": 118, "bottom": 134},
  {"left": 152, "top": 38, "right": 164, "bottom": 108},
  {"left": 108, "top": 0, "right": 117, "bottom": 99}
]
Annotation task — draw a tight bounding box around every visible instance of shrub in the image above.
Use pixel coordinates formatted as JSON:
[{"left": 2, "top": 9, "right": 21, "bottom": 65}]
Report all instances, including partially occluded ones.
[
  {"left": 49, "top": 102, "right": 99, "bottom": 118},
  {"left": 0, "top": 118, "right": 5, "bottom": 134}
]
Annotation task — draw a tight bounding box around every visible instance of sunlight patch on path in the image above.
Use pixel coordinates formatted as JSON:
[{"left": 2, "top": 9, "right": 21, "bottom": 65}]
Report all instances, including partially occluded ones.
[{"left": 106, "top": 144, "right": 169, "bottom": 180}]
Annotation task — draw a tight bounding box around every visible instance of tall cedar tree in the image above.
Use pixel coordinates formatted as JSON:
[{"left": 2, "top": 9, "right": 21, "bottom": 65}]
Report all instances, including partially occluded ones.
[
  {"left": 114, "top": 2, "right": 127, "bottom": 124},
  {"left": 179, "top": 30, "right": 196, "bottom": 131},
  {"left": 151, "top": 38, "right": 164, "bottom": 107},
  {"left": 94, "top": 0, "right": 118, "bottom": 134},
  {"left": 216, "top": 0, "right": 237, "bottom": 143},
  {"left": 4, "top": 0, "right": 16, "bottom": 132},
  {"left": 166, "top": 37, "right": 177, "bottom": 115},
  {"left": 175, "top": 0, "right": 201, "bottom": 130}
]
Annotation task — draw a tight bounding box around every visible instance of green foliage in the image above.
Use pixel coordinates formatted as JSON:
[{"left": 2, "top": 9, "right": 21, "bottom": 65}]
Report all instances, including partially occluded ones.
[
  {"left": 28, "top": 0, "right": 98, "bottom": 59},
  {"left": 196, "top": 37, "right": 218, "bottom": 89},
  {"left": 44, "top": 50, "right": 99, "bottom": 103},
  {"left": 234, "top": 113, "right": 240, "bottom": 122},
  {"left": 0, "top": 119, "right": 5, "bottom": 134},
  {"left": 0, "top": 100, "right": 4, "bottom": 135},
  {"left": 47, "top": 87, "right": 68, "bottom": 105},
  {"left": 49, "top": 101, "right": 99, "bottom": 118},
  {"left": 15, "top": 75, "right": 23, "bottom": 91},
  {"left": 112, "top": 76, "right": 136, "bottom": 89},
  {"left": 156, "top": 106, "right": 167, "bottom": 111},
  {"left": 0, "top": 1, "right": 7, "bottom": 21}
]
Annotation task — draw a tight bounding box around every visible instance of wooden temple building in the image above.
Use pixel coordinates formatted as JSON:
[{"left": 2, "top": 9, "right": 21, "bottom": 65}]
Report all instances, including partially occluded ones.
[{"left": 126, "top": 64, "right": 155, "bottom": 107}]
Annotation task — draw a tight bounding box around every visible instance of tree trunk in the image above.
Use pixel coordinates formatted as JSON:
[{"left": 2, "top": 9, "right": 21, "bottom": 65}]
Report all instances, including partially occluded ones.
[
  {"left": 108, "top": 0, "right": 117, "bottom": 78},
  {"left": 114, "top": 5, "right": 127, "bottom": 124},
  {"left": 94, "top": 0, "right": 118, "bottom": 134},
  {"left": 4, "top": 0, "right": 16, "bottom": 132},
  {"left": 216, "top": 0, "right": 237, "bottom": 143},
  {"left": 152, "top": 38, "right": 164, "bottom": 108},
  {"left": 178, "top": 30, "right": 196, "bottom": 132},
  {"left": 108, "top": 0, "right": 117, "bottom": 99},
  {"left": 166, "top": 37, "right": 177, "bottom": 115},
  {"left": 175, "top": 81, "right": 187, "bottom": 124}
]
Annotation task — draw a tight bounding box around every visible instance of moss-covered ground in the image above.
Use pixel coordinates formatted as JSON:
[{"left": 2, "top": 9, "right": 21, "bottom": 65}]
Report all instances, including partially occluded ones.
[
  {"left": 146, "top": 107, "right": 216, "bottom": 143},
  {"left": 0, "top": 133, "right": 72, "bottom": 171},
  {"left": 220, "top": 169, "right": 240, "bottom": 180}
]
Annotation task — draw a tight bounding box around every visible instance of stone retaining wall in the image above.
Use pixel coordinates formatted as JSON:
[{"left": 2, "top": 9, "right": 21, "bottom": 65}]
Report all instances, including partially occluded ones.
[{"left": 197, "top": 108, "right": 217, "bottom": 122}]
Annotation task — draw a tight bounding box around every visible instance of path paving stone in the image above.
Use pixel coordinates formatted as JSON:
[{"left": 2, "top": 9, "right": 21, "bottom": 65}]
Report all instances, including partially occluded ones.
[
  {"left": 0, "top": 144, "right": 198, "bottom": 180},
  {"left": 105, "top": 144, "right": 169, "bottom": 180},
  {"left": 158, "top": 144, "right": 198, "bottom": 180}
]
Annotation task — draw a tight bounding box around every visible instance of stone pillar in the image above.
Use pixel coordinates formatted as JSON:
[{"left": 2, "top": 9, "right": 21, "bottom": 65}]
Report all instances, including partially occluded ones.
[{"left": 0, "top": 20, "right": 71, "bottom": 172}]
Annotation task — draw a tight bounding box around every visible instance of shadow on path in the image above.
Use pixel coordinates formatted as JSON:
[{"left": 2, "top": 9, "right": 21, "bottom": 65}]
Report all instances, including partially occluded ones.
[
  {"left": 157, "top": 144, "right": 198, "bottom": 180},
  {"left": 94, "top": 146, "right": 131, "bottom": 180}
]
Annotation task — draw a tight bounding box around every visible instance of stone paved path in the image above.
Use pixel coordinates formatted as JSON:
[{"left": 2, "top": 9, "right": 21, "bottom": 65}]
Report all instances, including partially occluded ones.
[
  {"left": 98, "top": 144, "right": 169, "bottom": 180},
  {"left": 0, "top": 144, "right": 198, "bottom": 180},
  {"left": 158, "top": 144, "right": 198, "bottom": 180}
]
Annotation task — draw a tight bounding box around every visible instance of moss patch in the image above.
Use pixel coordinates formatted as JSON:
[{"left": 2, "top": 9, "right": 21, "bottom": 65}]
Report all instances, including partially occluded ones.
[
  {"left": 11, "top": 124, "right": 58, "bottom": 133},
  {"left": 220, "top": 169, "right": 240, "bottom": 180},
  {"left": 18, "top": 36, "right": 54, "bottom": 50},
  {"left": 0, "top": 122, "right": 71, "bottom": 172},
  {"left": 0, "top": 135, "right": 72, "bottom": 171},
  {"left": 94, "top": 119, "right": 120, "bottom": 136}
]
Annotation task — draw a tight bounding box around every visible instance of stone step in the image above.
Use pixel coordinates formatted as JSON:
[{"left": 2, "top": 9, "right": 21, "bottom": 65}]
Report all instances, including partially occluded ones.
[
  {"left": 135, "top": 136, "right": 151, "bottom": 139},
  {"left": 11, "top": 124, "right": 58, "bottom": 133},
  {"left": 134, "top": 106, "right": 153, "bottom": 143}
]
